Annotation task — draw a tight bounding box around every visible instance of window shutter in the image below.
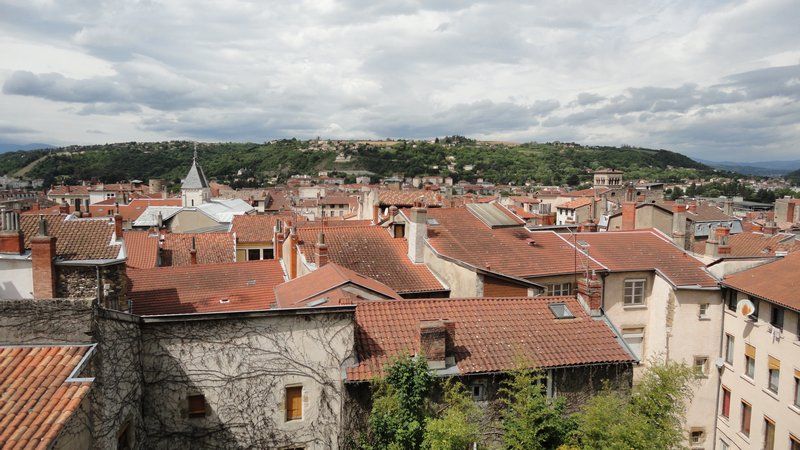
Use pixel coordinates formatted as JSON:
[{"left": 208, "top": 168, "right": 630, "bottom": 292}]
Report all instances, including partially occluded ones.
[
  {"left": 285, "top": 386, "right": 303, "bottom": 421},
  {"left": 794, "top": 369, "right": 800, "bottom": 379},
  {"left": 768, "top": 356, "right": 780, "bottom": 370},
  {"left": 744, "top": 343, "right": 756, "bottom": 359}
]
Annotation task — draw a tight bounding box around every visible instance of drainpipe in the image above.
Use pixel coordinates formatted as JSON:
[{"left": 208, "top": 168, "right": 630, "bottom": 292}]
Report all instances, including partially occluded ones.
[{"left": 710, "top": 291, "right": 727, "bottom": 449}]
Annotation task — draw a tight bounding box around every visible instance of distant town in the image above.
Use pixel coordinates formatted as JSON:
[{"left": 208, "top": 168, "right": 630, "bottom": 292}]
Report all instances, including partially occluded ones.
[{"left": 1, "top": 139, "right": 799, "bottom": 449}]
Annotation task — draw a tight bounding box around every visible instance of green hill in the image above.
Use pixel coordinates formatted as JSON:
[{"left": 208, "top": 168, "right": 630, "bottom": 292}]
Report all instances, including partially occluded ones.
[
  {"left": 786, "top": 168, "right": 800, "bottom": 185},
  {"left": 0, "top": 138, "right": 717, "bottom": 188}
]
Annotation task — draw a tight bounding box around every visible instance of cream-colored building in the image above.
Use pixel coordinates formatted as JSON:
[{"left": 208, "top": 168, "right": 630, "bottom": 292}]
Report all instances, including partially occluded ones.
[{"left": 716, "top": 254, "right": 800, "bottom": 450}]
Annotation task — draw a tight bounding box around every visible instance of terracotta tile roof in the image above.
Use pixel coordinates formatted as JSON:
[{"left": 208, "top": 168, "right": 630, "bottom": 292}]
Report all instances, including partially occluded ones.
[
  {"left": 559, "top": 197, "right": 594, "bottom": 210},
  {"left": 119, "top": 198, "right": 182, "bottom": 222},
  {"left": 128, "top": 260, "right": 285, "bottom": 315},
  {"left": 0, "top": 345, "right": 93, "bottom": 449},
  {"left": 506, "top": 205, "right": 535, "bottom": 220},
  {"left": 691, "top": 232, "right": 799, "bottom": 257},
  {"left": 378, "top": 190, "right": 441, "bottom": 207},
  {"left": 723, "top": 252, "right": 800, "bottom": 312},
  {"left": 46, "top": 185, "right": 90, "bottom": 196},
  {"left": 124, "top": 231, "right": 159, "bottom": 269},
  {"left": 231, "top": 214, "right": 285, "bottom": 243},
  {"left": 274, "top": 263, "right": 401, "bottom": 308},
  {"left": 426, "top": 208, "right": 604, "bottom": 278},
  {"left": 318, "top": 195, "right": 356, "bottom": 206},
  {"left": 574, "top": 230, "right": 718, "bottom": 288},
  {"left": 160, "top": 232, "right": 235, "bottom": 267},
  {"left": 507, "top": 196, "right": 540, "bottom": 204},
  {"left": 295, "top": 225, "right": 447, "bottom": 295},
  {"left": 296, "top": 219, "right": 372, "bottom": 228},
  {"left": 566, "top": 187, "right": 611, "bottom": 197},
  {"left": 20, "top": 214, "right": 122, "bottom": 261},
  {"left": 347, "top": 296, "right": 634, "bottom": 381}
]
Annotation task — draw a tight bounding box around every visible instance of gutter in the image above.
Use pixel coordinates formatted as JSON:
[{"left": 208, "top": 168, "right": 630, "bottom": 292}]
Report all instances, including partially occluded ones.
[{"left": 140, "top": 304, "right": 356, "bottom": 323}]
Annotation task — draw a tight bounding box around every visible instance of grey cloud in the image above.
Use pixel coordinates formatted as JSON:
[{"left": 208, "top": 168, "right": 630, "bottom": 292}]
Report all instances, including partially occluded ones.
[{"left": 575, "top": 92, "right": 604, "bottom": 106}]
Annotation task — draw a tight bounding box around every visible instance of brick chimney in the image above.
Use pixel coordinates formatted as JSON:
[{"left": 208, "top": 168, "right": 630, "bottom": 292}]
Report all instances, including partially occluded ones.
[
  {"left": 407, "top": 207, "right": 427, "bottom": 263},
  {"left": 419, "top": 319, "right": 448, "bottom": 369},
  {"left": 578, "top": 220, "right": 598, "bottom": 232},
  {"left": 621, "top": 202, "right": 636, "bottom": 230},
  {"left": 0, "top": 209, "right": 24, "bottom": 254},
  {"left": 31, "top": 216, "right": 57, "bottom": 299},
  {"left": 189, "top": 237, "right": 198, "bottom": 265},
  {"left": 289, "top": 226, "right": 298, "bottom": 279},
  {"left": 687, "top": 202, "right": 697, "bottom": 214},
  {"left": 113, "top": 214, "right": 123, "bottom": 240},
  {"left": 59, "top": 201, "right": 70, "bottom": 214},
  {"left": 762, "top": 221, "right": 778, "bottom": 236},
  {"left": 715, "top": 226, "right": 731, "bottom": 256},
  {"left": 315, "top": 231, "right": 328, "bottom": 268},
  {"left": 273, "top": 220, "right": 284, "bottom": 260},
  {"left": 577, "top": 271, "right": 603, "bottom": 312},
  {"left": 704, "top": 232, "right": 719, "bottom": 258}
]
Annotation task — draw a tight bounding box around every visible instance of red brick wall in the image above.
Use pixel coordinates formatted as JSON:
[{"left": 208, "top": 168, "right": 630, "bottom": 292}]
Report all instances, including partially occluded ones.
[
  {"left": 31, "top": 236, "right": 56, "bottom": 299},
  {"left": 483, "top": 275, "right": 529, "bottom": 298}
]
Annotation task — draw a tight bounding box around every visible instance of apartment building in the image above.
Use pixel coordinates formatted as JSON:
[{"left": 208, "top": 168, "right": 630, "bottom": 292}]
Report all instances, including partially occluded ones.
[{"left": 716, "top": 253, "right": 800, "bottom": 450}]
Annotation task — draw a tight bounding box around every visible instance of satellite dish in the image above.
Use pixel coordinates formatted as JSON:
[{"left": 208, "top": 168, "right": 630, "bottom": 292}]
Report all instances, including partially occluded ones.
[
  {"left": 715, "top": 357, "right": 725, "bottom": 370},
  {"left": 737, "top": 299, "right": 756, "bottom": 318}
]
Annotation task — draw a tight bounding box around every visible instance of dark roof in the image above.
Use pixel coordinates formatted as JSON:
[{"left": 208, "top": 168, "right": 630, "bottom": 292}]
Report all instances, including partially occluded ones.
[{"left": 20, "top": 214, "right": 121, "bottom": 261}]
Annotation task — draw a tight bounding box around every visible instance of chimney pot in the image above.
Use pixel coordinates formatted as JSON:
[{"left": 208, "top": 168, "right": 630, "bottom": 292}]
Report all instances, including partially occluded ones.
[{"left": 113, "top": 214, "right": 123, "bottom": 239}]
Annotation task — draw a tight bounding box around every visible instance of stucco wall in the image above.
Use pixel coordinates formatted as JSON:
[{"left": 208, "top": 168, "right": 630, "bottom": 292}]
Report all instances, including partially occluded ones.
[
  {"left": 0, "top": 257, "right": 33, "bottom": 299},
  {"left": 140, "top": 311, "right": 355, "bottom": 449},
  {"left": 168, "top": 210, "right": 219, "bottom": 233},
  {"left": 423, "top": 244, "right": 478, "bottom": 297}
]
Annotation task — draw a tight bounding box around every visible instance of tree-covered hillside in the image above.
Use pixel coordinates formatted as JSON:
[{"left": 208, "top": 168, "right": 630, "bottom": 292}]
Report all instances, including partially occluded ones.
[
  {"left": 786, "top": 168, "right": 800, "bottom": 185},
  {"left": 0, "top": 138, "right": 718, "bottom": 188}
]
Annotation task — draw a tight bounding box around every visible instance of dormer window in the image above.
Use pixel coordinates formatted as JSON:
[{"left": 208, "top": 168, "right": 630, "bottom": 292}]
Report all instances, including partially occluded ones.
[{"left": 548, "top": 302, "right": 574, "bottom": 319}]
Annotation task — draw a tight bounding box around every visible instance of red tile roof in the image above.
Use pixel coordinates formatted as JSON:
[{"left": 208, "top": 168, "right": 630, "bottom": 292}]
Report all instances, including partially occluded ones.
[
  {"left": 295, "top": 225, "right": 447, "bottom": 295},
  {"left": 47, "top": 185, "right": 90, "bottom": 196},
  {"left": 274, "top": 263, "right": 401, "bottom": 308},
  {"left": 723, "top": 252, "right": 800, "bottom": 312},
  {"left": 378, "top": 190, "right": 441, "bottom": 207},
  {"left": 128, "top": 260, "right": 285, "bottom": 315},
  {"left": 573, "top": 230, "right": 718, "bottom": 288},
  {"left": 161, "top": 232, "right": 235, "bottom": 267},
  {"left": 296, "top": 219, "right": 372, "bottom": 228},
  {"left": 231, "top": 214, "right": 284, "bottom": 243},
  {"left": 691, "top": 231, "right": 799, "bottom": 257},
  {"left": 426, "top": 208, "right": 604, "bottom": 277},
  {"left": 20, "top": 214, "right": 122, "bottom": 261},
  {"left": 124, "top": 230, "right": 159, "bottom": 269},
  {"left": 347, "top": 296, "right": 634, "bottom": 381},
  {"left": 119, "top": 198, "right": 182, "bottom": 222},
  {"left": 0, "top": 345, "right": 93, "bottom": 449}
]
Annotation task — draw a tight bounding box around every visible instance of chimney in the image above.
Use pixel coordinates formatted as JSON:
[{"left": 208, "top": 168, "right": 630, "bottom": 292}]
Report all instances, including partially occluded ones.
[
  {"left": 59, "top": 201, "right": 70, "bottom": 214},
  {"left": 189, "top": 237, "right": 198, "bottom": 265},
  {"left": 621, "top": 202, "right": 636, "bottom": 230},
  {"left": 113, "top": 214, "right": 123, "bottom": 239},
  {"left": 156, "top": 211, "right": 163, "bottom": 229},
  {"left": 315, "top": 231, "right": 328, "bottom": 268},
  {"left": 273, "top": 220, "right": 284, "bottom": 260},
  {"left": 419, "top": 319, "right": 448, "bottom": 369},
  {"left": 407, "top": 207, "right": 427, "bottom": 263},
  {"left": 687, "top": 202, "right": 697, "bottom": 214},
  {"left": 762, "top": 221, "right": 778, "bottom": 236},
  {"left": 372, "top": 202, "right": 380, "bottom": 223},
  {"left": 389, "top": 205, "right": 398, "bottom": 218},
  {"left": 715, "top": 226, "right": 731, "bottom": 256},
  {"left": 0, "top": 209, "right": 24, "bottom": 254},
  {"left": 289, "top": 227, "right": 298, "bottom": 279},
  {"left": 723, "top": 200, "right": 734, "bottom": 216},
  {"left": 704, "top": 232, "right": 719, "bottom": 258},
  {"left": 31, "top": 216, "right": 57, "bottom": 299},
  {"left": 671, "top": 201, "right": 687, "bottom": 248},
  {"left": 578, "top": 220, "right": 598, "bottom": 233},
  {"left": 577, "top": 271, "right": 602, "bottom": 312},
  {"left": 787, "top": 201, "right": 796, "bottom": 223}
]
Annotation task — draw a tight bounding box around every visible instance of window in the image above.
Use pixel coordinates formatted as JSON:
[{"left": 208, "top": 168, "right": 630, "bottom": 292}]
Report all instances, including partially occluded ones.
[
  {"left": 726, "top": 290, "right": 737, "bottom": 311},
  {"left": 471, "top": 382, "right": 487, "bottom": 401},
  {"left": 547, "top": 282, "right": 572, "bottom": 296},
  {"left": 689, "top": 428, "right": 705, "bottom": 446},
  {"left": 263, "top": 248, "right": 274, "bottom": 259},
  {"left": 187, "top": 394, "right": 206, "bottom": 418},
  {"left": 744, "top": 344, "right": 756, "bottom": 379},
  {"left": 767, "top": 356, "right": 780, "bottom": 393},
  {"left": 693, "top": 356, "right": 709, "bottom": 377},
  {"left": 724, "top": 334, "right": 734, "bottom": 365},
  {"left": 770, "top": 305, "right": 784, "bottom": 329},
  {"left": 740, "top": 401, "right": 751, "bottom": 436},
  {"left": 698, "top": 303, "right": 709, "bottom": 319},
  {"left": 764, "top": 417, "right": 775, "bottom": 450},
  {"left": 622, "top": 328, "right": 644, "bottom": 359},
  {"left": 548, "top": 302, "right": 575, "bottom": 319},
  {"left": 623, "top": 279, "right": 646, "bottom": 305},
  {"left": 795, "top": 372, "right": 800, "bottom": 408},
  {"left": 247, "top": 248, "right": 261, "bottom": 261},
  {"left": 721, "top": 386, "right": 731, "bottom": 418},
  {"left": 285, "top": 386, "right": 303, "bottom": 421}
]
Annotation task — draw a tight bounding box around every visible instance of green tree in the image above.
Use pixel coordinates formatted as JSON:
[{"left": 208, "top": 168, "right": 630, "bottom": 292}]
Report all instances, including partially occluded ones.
[
  {"left": 572, "top": 361, "right": 697, "bottom": 450},
  {"left": 422, "top": 380, "right": 481, "bottom": 450},
  {"left": 669, "top": 186, "right": 685, "bottom": 200},
  {"left": 364, "top": 354, "right": 434, "bottom": 450},
  {"left": 499, "top": 367, "right": 575, "bottom": 449}
]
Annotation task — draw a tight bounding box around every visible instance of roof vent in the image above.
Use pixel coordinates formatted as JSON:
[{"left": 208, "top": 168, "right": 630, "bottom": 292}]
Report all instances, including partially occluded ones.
[
  {"left": 246, "top": 279, "right": 256, "bottom": 286},
  {"left": 525, "top": 238, "right": 536, "bottom": 246},
  {"left": 548, "top": 302, "right": 575, "bottom": 319},
  {"left": 219, "top": 298, "right": 230, "bottom": 304},
  {"left": 426, "top": 218, "right": 439, "bottom": 226},
  {"left": 307, "top": 298, "right": 328, "bottom": 307}
]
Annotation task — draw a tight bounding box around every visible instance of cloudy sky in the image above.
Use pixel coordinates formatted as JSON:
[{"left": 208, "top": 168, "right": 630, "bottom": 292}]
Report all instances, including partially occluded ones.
[{"left": 0, "top": 0, "right": 798, "bottom": 161}]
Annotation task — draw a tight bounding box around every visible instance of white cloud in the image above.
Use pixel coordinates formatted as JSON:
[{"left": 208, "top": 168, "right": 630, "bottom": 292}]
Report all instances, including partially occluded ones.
[{"left": 0, "top": 0, "right": 798, "bottom": 161}]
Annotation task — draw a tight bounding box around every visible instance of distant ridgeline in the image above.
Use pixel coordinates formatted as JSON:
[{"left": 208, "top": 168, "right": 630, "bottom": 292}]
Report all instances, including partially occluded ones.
[{"left": 0, "top": 139, "right": 717, "bottom": 188}]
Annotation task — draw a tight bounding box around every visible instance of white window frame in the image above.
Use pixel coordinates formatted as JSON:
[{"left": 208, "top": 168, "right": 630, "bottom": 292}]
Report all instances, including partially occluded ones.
[
  {"left": 622, "top": 327, "right": 645, "bottom": 359},
  {"left": 724, "top": 334, "right": 734, "bottom": 365},
  {"left": 699, "top": 303, "right": 709, "bottom": 319},
  {"left": 547, "top": 282, "right": 573, "bottom": 296},
  {"left": 623, "top": 279, "right": 646, "bottom": 306}
]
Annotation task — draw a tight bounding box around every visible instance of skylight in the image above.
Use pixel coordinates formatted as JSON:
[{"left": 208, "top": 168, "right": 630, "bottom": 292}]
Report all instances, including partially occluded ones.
[{"left": 548, "top": 302, "right": 574, "bottom": 319}]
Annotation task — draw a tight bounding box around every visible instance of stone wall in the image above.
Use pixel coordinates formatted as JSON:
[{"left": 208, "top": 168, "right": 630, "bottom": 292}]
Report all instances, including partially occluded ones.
[
  {"left": 0, "top": 298, "right": 93, "bottom": 344},
  {"left": 55, "top": 263, "right": 128, "bottom": 310}
]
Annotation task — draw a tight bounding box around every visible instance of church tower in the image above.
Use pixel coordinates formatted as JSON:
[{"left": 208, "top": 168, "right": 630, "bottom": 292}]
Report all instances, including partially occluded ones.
[{"left": 181, "top": 144, "right": 211, "bottom": 207}]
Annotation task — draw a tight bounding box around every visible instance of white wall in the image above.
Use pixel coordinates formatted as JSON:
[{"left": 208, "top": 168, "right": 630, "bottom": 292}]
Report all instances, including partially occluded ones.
[{"left": 0, "top": 258, "right": 33, "bottom": 299}]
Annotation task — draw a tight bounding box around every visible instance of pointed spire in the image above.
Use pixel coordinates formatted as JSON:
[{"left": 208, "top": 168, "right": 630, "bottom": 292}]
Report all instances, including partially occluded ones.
[
  {"left": 193, "top": 142, "right": 198, "bottom": 163},
  {"left": 181, "top": 142, "right": 209, "bottom": 190}
]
